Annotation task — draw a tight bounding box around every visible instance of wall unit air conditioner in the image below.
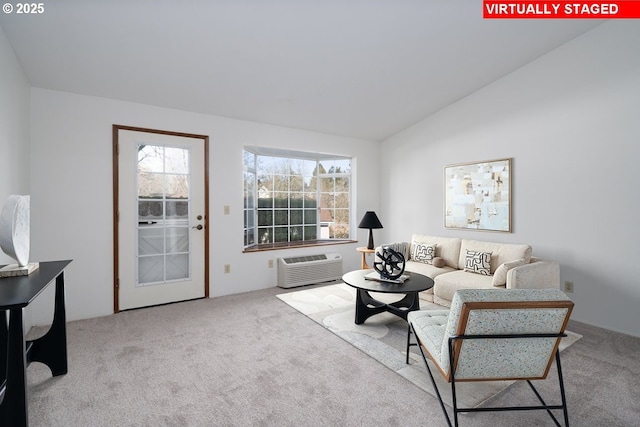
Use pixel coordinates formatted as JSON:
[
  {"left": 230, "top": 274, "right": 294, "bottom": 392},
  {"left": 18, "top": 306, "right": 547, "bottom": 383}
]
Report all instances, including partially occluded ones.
[{"left": 277, "top": 253, "right": 343, "bottom": 288}]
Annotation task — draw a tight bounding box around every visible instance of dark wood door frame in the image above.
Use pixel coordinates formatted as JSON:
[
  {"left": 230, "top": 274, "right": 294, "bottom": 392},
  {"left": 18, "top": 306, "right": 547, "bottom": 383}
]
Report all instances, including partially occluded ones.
[{"left": 112, "top": 124, "right": 210, "bottom": 313}]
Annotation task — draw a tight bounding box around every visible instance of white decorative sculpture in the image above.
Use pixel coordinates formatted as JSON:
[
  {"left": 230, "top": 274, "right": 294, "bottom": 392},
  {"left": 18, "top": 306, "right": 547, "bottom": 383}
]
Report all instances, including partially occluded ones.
[{"left": 0, "top": 195, "right": 38, "bottom": 276}]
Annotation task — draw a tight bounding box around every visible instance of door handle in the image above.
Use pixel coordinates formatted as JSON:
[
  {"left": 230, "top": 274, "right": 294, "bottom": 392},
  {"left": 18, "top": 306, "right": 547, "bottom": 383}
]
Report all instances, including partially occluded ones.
[{"left": 192, "top": 224, "right": 203, "bottom": 230}]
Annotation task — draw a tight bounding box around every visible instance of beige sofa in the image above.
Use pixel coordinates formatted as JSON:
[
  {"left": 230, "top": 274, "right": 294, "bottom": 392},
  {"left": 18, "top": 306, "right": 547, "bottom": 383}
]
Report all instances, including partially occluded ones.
[{"left": 376, "top": 234, "right": 560, "bottom": 307}]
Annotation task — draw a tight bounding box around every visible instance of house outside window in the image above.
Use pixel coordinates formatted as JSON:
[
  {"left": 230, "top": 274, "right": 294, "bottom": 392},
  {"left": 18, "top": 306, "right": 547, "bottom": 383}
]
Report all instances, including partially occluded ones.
[{"left": 243, "top": 147, "right": 352, "bottom": 249}]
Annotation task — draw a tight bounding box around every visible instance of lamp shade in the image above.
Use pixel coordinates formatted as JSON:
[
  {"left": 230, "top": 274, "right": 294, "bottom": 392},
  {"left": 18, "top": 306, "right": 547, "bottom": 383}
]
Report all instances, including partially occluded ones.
[
  {"left": 358, "top": 211, "right": 383, "bottom": 230},
  {"left": 358, "top": 211, "right": 383, "bottom": 249}
]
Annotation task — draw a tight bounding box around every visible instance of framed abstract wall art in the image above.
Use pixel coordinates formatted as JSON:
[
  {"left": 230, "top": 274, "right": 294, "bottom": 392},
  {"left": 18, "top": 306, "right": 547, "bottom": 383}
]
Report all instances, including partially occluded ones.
[{"left": 444, "top": 158, "right": 511, "bottom": 232}]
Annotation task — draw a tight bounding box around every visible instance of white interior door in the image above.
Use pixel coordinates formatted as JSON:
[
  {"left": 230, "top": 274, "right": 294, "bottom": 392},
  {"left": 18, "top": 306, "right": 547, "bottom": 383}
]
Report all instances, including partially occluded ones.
[{"left": 116, "top": 128, "right": 207, "bottom": 311}]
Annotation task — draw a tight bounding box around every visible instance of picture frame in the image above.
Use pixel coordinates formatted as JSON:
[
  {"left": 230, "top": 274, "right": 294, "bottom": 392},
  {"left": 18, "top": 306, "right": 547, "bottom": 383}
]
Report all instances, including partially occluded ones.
[{"left": 444, "top": 158, "right": 511, "bottom": 232}]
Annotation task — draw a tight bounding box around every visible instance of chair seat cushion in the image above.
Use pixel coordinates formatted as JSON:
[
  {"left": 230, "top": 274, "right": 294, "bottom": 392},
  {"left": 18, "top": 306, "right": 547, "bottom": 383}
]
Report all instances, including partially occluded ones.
[{"left": 407, "top": 309, "right": 450, "bottom": 365}]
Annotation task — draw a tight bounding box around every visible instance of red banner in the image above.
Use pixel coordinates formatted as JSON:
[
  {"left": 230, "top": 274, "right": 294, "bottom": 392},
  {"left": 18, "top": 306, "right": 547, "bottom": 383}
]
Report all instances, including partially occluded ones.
[{"left": 484, "top": 1, "right": 640, "bottom": 18}]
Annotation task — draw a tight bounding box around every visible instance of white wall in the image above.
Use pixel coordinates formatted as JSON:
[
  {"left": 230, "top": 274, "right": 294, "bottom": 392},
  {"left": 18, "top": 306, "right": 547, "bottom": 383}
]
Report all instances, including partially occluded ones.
[
  {"left": 0, "top": 26, "right": 33, "bottom": 328},
  {"left": 0, "top": 25, "right": 31, "bottom": 263},
  {"left": 29, "top": 89, "right": 380, "bottom": 325},
  {"left": 380, "top": 21, "right": 640, "bottom": 337},
  {"left": 12, "top": 19, "right": 639, "bottom": 338}
]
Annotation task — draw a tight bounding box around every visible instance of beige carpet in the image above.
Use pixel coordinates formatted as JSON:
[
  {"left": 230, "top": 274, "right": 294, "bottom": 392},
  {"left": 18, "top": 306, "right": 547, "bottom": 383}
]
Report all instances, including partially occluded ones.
[{"left": 277, "top": 283, "right": 581, "bottom": 409}]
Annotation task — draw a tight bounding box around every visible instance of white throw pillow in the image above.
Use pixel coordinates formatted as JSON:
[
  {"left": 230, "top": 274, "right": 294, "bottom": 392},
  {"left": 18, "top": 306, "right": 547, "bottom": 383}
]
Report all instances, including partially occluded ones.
[
  {"left": 464, "top": 250, "right": 491, "bottom": 275},
  {"left": 492, "top": 258, "right": 526, "bottom": 286},
  {"left": 412, "top": 242, "right": 436, "bottom": 264}
]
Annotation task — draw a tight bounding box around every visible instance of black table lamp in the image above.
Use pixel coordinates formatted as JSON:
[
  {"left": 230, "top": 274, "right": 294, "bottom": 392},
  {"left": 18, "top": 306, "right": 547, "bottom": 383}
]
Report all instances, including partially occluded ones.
[{"left": 358, "top": 211, "right": 383, "bottom": 250}]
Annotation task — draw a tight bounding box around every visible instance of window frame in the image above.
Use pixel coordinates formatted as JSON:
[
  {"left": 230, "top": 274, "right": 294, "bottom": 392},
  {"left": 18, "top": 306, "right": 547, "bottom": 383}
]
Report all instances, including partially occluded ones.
[{"left": 243, "top": 147, "right": 354, "bottom": 251}]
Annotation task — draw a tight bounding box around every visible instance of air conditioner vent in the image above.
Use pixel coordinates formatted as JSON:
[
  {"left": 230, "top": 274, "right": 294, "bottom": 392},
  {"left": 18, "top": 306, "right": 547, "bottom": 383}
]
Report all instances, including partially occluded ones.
[
  {"left": 282, "top": 254, "right": 328, "bottom": 264},
  {"left": 277, "top": 253, "right": 342, "bottom": 288}
]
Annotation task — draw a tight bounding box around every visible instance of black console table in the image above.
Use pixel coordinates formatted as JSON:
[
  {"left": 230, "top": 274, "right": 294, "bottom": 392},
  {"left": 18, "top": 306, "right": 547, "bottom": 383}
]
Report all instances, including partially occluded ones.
[{"left": 0, "top": 260, "right": 71, "bottom": 426}]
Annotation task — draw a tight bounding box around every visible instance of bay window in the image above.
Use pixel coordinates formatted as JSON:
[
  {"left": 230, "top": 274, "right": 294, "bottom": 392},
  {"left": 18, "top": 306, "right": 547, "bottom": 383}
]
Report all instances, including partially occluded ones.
[{"left": 243, "top": 147, "right": 352, "bottom": 249}]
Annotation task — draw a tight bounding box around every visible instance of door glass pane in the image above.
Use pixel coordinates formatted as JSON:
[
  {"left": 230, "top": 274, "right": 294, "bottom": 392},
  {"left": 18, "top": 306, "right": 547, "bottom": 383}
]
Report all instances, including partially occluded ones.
[
  {"left": 166, "top": 201, "right": 188, "bottom": 219},
  {"left": 165, "top": 147, "right": 189, "bottom": 174},
  {"left": 139, "top": 200, "right": 163, "bottom": 221},
  {"left": 139, "top": 255, "right": 164, "bottom": 284},
  {"left": 165, "top": 174, "right": 189, "bottom": 199},
  {"left": 138, "top": 172, "right": 163, "bottom": 198},
  {"left": 166, "top": 227, "right": 189, "bottom": 253},
  {"left": 138, "top": 145, "right": 164, "bottom": 172},
  {"left": 138, "top": 227, "right": 163, "bottom": 255},
  {"left": 137, "top": 144, "right": 191, "bottom": 286},
  {"left": 166, "top": 254, "right": 189, "bottom": 281}
]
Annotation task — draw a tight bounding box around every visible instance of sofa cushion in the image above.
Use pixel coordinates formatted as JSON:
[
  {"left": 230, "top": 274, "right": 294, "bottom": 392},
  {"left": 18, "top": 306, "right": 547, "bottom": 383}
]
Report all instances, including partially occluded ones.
[
  {"left": 492, "top": 258, "right": 526, "bottom": 287},
  {"left": 464, "top": 250, "right": 492, "bottom": 275},
  {"left": 411, "top": 234, "right": 461, "bottom": 269},
  {"left": 405, "top": 260, "right": 455, "bottom": 279},
  {"left": 433, "top": 270, "right": 495, "bottom": 303},
  {"left": 412, "top": 242, "right": 436, "bottom": 264},
  {"left": 458, "top": 239, "right": 532, "bottom": 274}
]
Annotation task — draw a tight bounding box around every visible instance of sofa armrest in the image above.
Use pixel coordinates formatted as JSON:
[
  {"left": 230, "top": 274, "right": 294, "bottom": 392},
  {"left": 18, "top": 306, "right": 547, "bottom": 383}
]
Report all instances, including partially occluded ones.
[{"left": 506, "top": 260, "right": 560, "bottom": 290}]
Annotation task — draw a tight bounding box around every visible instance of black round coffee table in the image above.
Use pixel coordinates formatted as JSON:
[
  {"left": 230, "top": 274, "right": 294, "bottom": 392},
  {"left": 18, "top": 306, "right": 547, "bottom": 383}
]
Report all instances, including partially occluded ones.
[{"left": 342, "top": 269, "right": 434, "bottom": 324}]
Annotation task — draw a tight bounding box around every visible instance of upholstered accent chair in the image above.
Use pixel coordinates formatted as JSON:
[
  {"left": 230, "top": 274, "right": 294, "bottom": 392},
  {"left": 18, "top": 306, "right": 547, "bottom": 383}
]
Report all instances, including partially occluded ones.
[{"left": 407, "top": 288, "right": 574, "bottom": 427}]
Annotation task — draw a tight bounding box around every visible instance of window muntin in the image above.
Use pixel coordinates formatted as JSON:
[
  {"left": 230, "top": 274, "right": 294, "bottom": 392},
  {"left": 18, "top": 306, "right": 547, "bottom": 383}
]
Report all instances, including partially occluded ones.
[{"left": 243, "top": 148, "right": 351, "bottom": 249}]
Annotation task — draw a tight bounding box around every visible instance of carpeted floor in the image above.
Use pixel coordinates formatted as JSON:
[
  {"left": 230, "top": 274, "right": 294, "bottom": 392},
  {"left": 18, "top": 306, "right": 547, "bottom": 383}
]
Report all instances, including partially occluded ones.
[
  {"left": 276, "top": 283, "right": 581, "bottom": 409},
  {"left": 24, "top": 284, "right": 640, "bottom": 426}
]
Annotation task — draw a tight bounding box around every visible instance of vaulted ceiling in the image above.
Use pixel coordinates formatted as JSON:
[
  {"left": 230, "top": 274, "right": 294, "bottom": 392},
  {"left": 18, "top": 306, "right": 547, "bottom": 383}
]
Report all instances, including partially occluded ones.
[{"left": 0, "top": 1, "right": 602, "bottom": 141}]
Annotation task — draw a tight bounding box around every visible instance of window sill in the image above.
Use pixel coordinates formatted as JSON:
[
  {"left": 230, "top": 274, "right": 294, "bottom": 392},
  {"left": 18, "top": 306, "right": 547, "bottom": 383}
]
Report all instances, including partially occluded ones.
[{"left": 243, "top": 240, "right": 357, "bottom": 253}]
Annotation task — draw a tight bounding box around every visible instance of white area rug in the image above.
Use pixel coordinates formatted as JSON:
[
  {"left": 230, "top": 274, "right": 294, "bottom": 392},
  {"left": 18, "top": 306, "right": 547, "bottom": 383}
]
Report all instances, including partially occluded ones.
[{"left": 277, "top": 283, "right": 581, "bottom": 409}]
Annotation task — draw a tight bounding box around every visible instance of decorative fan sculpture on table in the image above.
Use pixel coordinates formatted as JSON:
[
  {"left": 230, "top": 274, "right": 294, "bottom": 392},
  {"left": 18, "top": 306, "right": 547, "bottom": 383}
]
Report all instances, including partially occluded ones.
[
  {"left": 0, "top": 195, "right": 39, "bottom": 277},
  {"left": 374, "top": 246, "right": 406, "bottom": 280}
]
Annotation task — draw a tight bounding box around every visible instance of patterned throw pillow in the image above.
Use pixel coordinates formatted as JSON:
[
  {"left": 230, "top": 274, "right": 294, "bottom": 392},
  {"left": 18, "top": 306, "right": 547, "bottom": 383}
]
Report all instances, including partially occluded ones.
[
  {"left": 412, "top": 242, "right": 436, "bottom": 264},
  {"left": 464, "top": 250, "right": 492, "bottom": 275}
]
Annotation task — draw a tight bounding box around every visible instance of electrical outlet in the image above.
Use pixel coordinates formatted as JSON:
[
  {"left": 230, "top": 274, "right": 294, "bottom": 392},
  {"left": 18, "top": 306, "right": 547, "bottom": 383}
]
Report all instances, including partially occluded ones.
[
  {"left": 223, "top": 205, "right": 230, "bottom": 215},
  {"left": 268, "top": 259, "right": 274, "bottom": 268},
  {"left": 224, "top": 264, "right": 231, "bottom": 274},
  {"left": 564, "top": 281, "right": 574, "bottom": 293}
]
